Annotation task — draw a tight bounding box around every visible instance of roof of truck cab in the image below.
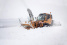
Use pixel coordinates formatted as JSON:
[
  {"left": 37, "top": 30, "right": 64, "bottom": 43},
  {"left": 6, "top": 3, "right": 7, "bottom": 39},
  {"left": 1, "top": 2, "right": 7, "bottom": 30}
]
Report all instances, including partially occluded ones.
[{"left": 39, "top": 13, "right": 52, "bottom": 16}]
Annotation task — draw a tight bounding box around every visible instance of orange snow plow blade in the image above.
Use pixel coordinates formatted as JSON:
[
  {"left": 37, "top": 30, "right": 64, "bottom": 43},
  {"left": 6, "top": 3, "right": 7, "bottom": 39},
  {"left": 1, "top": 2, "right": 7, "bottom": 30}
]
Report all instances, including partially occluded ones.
[{"left": 21, "top": 24, "right": 32, "bottom": 30}]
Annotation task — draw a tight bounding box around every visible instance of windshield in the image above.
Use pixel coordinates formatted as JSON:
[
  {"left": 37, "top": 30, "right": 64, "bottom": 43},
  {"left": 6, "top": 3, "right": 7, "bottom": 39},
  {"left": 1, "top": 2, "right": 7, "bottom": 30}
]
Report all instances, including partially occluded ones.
[
  {"left": 37, "top": 14, "right": 51, "bottom": 21},
  {"left": 38, "top": 15, "right": 45, "bottom": 20}
]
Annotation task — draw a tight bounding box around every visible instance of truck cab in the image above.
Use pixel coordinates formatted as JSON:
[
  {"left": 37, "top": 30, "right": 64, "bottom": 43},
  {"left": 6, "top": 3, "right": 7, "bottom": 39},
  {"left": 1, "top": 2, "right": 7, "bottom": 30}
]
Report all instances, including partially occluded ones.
[{"left": 37, "top": 13, "right": 53, "bottom": 26}]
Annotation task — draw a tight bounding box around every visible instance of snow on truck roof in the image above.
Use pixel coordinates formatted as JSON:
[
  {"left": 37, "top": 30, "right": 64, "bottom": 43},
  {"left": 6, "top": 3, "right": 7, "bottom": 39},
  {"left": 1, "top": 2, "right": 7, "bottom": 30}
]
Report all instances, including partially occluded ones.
[{"left": 39, "top": 13, "right": 52, "bottom": 16}]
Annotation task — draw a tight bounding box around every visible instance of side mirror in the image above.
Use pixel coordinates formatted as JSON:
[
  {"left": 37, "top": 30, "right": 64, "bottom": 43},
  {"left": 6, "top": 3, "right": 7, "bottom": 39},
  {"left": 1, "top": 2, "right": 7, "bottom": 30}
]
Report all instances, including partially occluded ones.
[{"left": 50, "top": 12, "right": 51, "bottom": 14}]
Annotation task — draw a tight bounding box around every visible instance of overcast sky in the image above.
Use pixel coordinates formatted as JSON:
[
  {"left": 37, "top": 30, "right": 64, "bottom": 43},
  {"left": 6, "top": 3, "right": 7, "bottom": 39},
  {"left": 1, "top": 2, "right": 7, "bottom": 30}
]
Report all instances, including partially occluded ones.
[{"left": 0, "top": 0, "right": 67, "bottom": 20}]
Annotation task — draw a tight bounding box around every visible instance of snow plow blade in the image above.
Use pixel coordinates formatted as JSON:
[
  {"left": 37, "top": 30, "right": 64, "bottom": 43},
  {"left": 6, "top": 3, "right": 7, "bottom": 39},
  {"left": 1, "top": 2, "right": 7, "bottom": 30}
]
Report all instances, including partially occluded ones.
[{"left": 21, "top": 24, "right": 32, "bottom": 30}]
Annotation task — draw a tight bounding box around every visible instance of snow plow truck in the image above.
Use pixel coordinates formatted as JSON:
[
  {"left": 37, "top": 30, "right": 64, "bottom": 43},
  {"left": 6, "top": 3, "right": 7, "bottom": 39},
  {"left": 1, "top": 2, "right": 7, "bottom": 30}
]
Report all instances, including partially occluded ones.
[{"left": 21, "top": 8, "right": 53, "bottom": 29}]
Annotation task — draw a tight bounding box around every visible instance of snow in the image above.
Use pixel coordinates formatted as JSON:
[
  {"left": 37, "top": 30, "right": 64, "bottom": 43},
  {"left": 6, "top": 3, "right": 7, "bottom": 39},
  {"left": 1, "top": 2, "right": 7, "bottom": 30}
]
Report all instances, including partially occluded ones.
[
  {"left": 0, "top": 0, "right": 67, "bottom": 45},
  {"left": 0, "top": 19, "right": 20, "bottom": 28},
  {"left": 0, "top": 26, "right": 67, "bottom": 45}
]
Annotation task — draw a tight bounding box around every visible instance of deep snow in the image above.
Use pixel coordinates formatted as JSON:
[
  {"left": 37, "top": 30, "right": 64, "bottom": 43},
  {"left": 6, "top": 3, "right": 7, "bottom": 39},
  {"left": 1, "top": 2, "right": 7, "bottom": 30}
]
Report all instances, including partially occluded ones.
[{"left": 0, "top": 26, "right": 67, "bottom": 45}]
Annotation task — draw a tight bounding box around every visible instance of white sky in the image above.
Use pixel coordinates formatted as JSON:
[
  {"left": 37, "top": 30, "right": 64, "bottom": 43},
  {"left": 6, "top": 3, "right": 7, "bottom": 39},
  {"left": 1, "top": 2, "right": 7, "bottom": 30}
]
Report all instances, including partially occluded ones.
[
  {"left": 0, "top": 0, "right": 67, "bottom": 19},
  {"left": 0, "top": 0, "right": 67, "bottom": 24}
]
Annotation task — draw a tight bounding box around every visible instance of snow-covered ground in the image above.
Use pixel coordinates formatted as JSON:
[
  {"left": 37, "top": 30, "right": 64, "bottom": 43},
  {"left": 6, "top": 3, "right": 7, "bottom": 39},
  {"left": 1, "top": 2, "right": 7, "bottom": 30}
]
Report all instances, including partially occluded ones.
[
  {"left": 0, "top": 25, "right": 67, "bottom": 45},
  {"left": 0, "top": 0, "right": 67, "bottom": 45}
]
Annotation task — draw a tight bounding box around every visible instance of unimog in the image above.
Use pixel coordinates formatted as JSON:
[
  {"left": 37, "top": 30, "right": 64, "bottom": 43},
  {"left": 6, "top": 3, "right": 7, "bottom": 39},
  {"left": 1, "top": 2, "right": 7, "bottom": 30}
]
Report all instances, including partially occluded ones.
[{"left": 21, "top": 8, "right": 53, "bottom": 29}]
